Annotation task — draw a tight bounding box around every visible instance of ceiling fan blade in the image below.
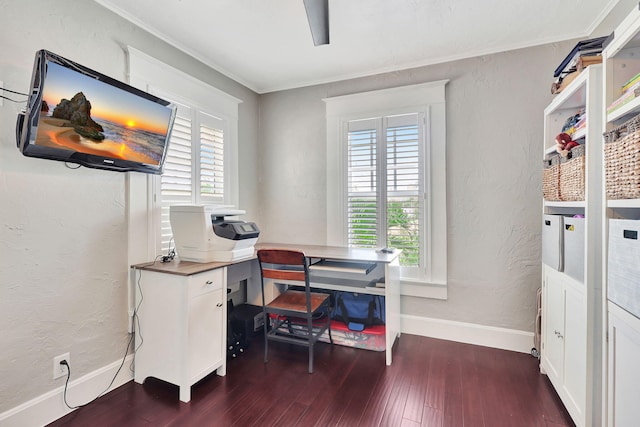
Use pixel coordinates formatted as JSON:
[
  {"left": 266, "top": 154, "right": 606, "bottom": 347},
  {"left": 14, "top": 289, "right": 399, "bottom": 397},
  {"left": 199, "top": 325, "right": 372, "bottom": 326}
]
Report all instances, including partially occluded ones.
[{"left": 303, "top": 0, "right": 329, "bottom": 46}]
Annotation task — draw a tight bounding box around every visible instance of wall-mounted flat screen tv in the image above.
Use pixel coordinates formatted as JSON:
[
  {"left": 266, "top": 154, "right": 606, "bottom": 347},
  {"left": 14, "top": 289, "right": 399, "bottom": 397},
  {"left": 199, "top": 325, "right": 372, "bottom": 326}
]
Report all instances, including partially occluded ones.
[{"left": 16, "top": 49, "right": 177, "bottom": 174}]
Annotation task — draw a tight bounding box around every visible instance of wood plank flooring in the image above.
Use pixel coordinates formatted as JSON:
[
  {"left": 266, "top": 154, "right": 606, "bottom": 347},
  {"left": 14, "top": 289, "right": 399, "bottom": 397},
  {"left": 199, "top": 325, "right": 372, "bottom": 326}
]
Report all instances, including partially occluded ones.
[{"left": 48, "top": 334, "right": 574, "bottom": 427}]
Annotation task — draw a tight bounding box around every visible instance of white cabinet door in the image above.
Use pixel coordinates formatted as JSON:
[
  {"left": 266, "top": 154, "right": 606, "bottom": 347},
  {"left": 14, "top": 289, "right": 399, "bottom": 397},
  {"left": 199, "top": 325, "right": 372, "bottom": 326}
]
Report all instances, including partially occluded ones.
[
  {"left": 563, "top": 279, "right": 586, "bottom": 422},
  {"left": 188, "top": 287, "right": 224, "bottom": 382},
  {"left": 542, "top": 267, "right": 587, "bottom": 427},
  {"left": 608, "top": 302, "right": 640, "bottom": 427},
  {"left": 543, "top": 267, "right": 565, "bottom": 382}
]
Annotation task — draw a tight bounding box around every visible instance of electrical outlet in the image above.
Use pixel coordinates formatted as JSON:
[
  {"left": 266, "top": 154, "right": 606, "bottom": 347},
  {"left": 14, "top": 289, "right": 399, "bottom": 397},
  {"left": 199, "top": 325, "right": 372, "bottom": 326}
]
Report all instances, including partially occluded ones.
[{"left": 53, "top": 353, "right": 70, "bottom": 380}]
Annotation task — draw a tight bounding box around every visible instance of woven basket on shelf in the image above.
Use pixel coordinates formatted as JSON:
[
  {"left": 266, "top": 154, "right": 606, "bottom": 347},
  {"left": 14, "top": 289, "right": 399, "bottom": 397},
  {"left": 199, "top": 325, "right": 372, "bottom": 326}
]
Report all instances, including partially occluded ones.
[
  {"left": 559, "top": 144, "right": 586, "bottom": 201},
  {"left": 604, "top": 113, "right": 640, "bottom": 199},
  {"left": 542, "top": 154, "right": 561, "bottom": 201}
]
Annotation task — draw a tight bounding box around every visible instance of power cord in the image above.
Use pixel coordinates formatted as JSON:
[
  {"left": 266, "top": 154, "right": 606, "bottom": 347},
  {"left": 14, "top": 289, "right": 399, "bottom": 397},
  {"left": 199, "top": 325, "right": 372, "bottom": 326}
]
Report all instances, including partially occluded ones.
[
  {"left": 161, "top": 238, "right": 176, "bottom": 263},
  {"left": 0, "top": 86, "right": 28, "bottom": 103},
  {"left": 161, "top": 248, "right": 175, "bottom": 263},
  {"left": 60, "top": 331, "right": 135, "bottom": 410},
  {"left": 131, "top": 269, "right": 145, "bottom": 372}
]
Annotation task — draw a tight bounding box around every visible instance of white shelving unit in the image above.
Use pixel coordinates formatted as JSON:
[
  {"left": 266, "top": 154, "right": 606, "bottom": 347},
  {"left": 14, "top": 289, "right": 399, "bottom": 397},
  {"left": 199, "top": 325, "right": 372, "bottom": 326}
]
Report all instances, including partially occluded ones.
[
  {"left": 602, "top": 4, "right": 640, "bottom": 426},
  {"left": 541, "top": 64, "right": 603, "bottom": 427}
]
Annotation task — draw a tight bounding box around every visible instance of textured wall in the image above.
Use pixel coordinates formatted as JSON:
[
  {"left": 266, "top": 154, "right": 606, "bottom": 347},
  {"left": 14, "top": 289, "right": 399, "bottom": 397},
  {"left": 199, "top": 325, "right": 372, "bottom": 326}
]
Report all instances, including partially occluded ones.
[
  {"left": 0, "top": 0, "right": 259, "bottom": 414},
  {"left": 258, "top": 42, "right": 575, "bottom": 333}
]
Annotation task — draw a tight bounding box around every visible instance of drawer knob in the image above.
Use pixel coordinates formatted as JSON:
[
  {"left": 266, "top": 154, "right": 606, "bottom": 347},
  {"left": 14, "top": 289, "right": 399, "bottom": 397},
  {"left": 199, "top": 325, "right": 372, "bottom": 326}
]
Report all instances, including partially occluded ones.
[
  {"left": 216, "top": 302, "right": 223, "bottom": 307},
  {"left": 206, "top": 280, "right": 214, "bottom": 285}
]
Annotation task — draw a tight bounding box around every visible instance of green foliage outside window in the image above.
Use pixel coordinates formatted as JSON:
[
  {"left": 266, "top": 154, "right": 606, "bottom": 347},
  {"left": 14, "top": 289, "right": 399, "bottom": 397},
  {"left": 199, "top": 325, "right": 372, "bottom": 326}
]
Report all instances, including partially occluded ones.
[{"left": 349, "top": 198, "right": 420, "bottom": 267}]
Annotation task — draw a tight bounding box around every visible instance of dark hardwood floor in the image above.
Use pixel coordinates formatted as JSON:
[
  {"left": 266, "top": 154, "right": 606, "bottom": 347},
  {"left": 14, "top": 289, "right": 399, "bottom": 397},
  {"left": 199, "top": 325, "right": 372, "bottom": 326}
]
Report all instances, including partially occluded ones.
[{"left": 48, "top": 333, "right": 574, "bottom": 427}]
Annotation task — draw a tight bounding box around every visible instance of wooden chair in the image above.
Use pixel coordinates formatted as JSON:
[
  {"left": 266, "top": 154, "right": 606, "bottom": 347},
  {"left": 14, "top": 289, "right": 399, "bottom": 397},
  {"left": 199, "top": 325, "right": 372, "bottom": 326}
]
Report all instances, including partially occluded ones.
[{"left": 257, "top": 249, "right": 332, "bottom": 373}]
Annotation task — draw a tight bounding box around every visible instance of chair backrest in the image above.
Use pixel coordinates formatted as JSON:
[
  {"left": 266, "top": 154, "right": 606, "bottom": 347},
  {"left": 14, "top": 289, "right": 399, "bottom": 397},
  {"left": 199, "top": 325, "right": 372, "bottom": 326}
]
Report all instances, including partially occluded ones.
[
  {"left": 257, "top": 249, "right": 308, "bottom": 282},
  {"left": 257, "top": 249, "right": 313, "bottom": 311}
]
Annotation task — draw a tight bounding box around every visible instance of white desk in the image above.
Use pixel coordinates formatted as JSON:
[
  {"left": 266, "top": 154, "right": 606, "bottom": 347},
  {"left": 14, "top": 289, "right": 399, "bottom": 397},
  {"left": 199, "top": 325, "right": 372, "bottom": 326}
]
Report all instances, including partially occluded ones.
[
  {"left": 251, "top": 243, "right": 401, "bottom": 366},
  {"left": 131, "top": 243, "right": 401, "bottom": 401}
]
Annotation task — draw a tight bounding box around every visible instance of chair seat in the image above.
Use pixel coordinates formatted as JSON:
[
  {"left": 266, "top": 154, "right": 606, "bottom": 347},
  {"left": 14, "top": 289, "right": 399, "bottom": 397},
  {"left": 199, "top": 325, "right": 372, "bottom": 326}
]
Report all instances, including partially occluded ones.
[{"left": 267, "top": 290, "right": 330, "bottom": 313}]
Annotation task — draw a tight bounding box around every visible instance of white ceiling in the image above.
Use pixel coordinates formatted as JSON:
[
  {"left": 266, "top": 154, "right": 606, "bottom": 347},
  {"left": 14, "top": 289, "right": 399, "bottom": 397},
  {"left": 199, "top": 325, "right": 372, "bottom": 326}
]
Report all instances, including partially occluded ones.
[{"left": 94, "top": 0, "right": 619, "bottom": 94}]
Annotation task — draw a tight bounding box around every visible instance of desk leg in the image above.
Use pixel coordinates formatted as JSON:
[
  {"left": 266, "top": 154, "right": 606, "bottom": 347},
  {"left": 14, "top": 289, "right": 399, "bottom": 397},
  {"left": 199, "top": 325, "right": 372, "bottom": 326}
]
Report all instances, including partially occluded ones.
[
  {"left": 385, "top": 257, "right": 401, "bottom": 366},
  {"left": 217, "top": 364, "right": 226, "bottom": 376},
  {"left": 179, "top": 385, "right": 191, "bottom": 403}
]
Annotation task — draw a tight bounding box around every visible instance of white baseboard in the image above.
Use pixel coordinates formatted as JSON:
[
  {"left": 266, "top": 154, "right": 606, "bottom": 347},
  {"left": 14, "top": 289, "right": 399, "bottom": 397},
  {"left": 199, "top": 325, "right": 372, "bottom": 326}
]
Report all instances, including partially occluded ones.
[
  {"left": 0, "top": 355, "right": 134, "bottom": 427},
  {"left": 401, "top": 314, "right": 535, "bottom": 354}
]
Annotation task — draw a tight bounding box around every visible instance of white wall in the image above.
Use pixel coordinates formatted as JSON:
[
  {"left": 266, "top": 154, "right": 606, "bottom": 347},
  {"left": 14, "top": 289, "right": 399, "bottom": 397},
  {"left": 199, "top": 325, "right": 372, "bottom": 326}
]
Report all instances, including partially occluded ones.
[
  {"left": 0, "top": 0, "right": 259, "bottom": 416},
  {"left": 258, "top": 42, "right": 575, "bottom": 334}
]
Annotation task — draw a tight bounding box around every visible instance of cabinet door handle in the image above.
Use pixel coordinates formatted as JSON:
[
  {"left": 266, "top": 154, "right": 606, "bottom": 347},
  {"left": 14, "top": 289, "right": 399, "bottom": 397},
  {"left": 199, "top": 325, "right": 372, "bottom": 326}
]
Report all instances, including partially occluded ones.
[{"left": 216, "top": 302, "right": 223, "bottom": 307}]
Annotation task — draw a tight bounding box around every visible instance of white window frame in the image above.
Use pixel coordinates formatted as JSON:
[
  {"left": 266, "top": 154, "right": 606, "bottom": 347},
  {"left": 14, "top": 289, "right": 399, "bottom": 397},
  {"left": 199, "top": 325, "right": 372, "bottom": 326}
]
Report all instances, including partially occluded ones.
[
  {"left": 324, "top": 81, "right": 448, "bottom": 299},
  {"left": 126, "top": 46, "right": 241, "bottom": 256},
  {"left": 125, "top": 47, "right": 241, "bottom": 324}
]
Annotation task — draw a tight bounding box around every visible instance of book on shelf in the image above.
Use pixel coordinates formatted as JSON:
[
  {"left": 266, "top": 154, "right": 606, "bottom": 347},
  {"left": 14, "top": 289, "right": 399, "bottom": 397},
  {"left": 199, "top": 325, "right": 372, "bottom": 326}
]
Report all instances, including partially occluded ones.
[
  {"left": 553, "top": 35, "right": 610, "bottom": 78},
  {"left": 607, "top": 78, "right": 640, "bottom": 114},
  {"left": 551, "top": 71, "right": 579, "bottom": 94},
  {"left": 576, "top": 55, "right": 602, "bottom": 72},
  {"left": 607, "top": 88, "right": 640, "bottom": 114},
  {"left": 622, "top": 72, "right": 640, "bottom": 93}
]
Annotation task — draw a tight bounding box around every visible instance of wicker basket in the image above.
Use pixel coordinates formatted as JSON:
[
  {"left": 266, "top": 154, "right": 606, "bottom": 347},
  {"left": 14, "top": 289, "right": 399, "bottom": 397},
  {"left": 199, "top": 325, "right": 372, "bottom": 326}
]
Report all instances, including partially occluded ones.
[
  {"left": 604, "top": 114, "right": 640, "bottom": 199},
  {"left": 542, "top": 154, "right": 561, "bottom": 201},
  {"left": 559, "top": 144, "right": 586, "bottom": 201},
  {"left": 543, "top": 146, "right": 585, "bottom": 201}
]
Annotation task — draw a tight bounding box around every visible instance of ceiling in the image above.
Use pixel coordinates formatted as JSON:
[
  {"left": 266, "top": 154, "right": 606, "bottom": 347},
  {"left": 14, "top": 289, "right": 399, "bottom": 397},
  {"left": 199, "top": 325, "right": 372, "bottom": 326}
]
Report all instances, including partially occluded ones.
[{"left": 94, "top": 0, "right": 619, "bottom": 94}]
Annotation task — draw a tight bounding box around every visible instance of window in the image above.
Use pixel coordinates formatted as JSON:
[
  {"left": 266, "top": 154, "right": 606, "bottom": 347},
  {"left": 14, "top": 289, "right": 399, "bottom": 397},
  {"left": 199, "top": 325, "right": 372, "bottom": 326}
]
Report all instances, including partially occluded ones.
[
  {"left": 158, "top": 102, "right": 227, "bottom": 251},
  {"left": 126, "top": 46, "right": 241, "bottom": 258},
  {"left": 347, "top": 114, "right": 423, "bottom": 269},
  {"left": 325, "top": 81, "right": 447, "bottom": 298}
]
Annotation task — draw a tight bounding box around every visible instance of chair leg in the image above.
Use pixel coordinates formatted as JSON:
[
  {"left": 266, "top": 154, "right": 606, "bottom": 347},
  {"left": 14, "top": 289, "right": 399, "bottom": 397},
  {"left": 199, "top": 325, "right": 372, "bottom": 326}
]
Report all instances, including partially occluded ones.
[
  {"left": 308, "top": 343, "right": 314, "bottom": 374},
  {"left": 263, "top": 315, "right": 269, "bottom": 364},
  {"left": 328, "top": 318, "right": 333, "bottom": 344}
]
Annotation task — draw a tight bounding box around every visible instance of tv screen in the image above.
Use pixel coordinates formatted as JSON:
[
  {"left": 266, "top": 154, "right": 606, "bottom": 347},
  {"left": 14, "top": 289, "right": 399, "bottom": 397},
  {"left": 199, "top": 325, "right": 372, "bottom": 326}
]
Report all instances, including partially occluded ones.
[{"left": 16, "top": 50, "right": 177, "bottom": 174}]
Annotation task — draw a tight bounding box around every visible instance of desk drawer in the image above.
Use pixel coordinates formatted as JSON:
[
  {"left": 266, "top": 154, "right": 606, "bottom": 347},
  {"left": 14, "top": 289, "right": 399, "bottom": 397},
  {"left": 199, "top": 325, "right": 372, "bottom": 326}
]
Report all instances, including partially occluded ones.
[{"left": 188, "top": 269, "right": 224, "bottom": 297}]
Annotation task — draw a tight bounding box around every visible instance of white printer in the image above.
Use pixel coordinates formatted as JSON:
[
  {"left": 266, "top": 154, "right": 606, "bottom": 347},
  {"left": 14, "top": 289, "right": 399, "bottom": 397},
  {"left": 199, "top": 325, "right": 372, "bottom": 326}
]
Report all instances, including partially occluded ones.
[{"left": 169, "top": 205, "right": 260, "bottom": 263}]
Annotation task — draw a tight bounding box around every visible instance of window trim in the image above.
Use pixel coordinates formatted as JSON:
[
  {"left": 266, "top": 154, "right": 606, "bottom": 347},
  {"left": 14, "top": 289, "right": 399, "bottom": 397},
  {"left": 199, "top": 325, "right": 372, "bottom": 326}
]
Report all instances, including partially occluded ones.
[
  {"left": 126, "top": 46, "right": 241, "bottom": 256},
  {"left": 324, "top": 81, "right": 448, "bottom": 299}
]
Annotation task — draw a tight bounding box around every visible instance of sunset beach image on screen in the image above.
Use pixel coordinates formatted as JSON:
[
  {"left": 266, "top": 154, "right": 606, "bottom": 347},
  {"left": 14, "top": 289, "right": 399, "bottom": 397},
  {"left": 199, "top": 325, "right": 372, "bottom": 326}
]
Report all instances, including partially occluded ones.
[{"left": 37, "top": 61, "right": 173, "bottom": 166}]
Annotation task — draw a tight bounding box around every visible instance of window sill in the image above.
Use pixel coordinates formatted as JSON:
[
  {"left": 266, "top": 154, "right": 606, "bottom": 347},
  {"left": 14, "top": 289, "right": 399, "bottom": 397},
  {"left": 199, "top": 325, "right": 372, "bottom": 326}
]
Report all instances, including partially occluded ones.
[{"left": 400, "top": 279, "right": 447, "bottom": 300}]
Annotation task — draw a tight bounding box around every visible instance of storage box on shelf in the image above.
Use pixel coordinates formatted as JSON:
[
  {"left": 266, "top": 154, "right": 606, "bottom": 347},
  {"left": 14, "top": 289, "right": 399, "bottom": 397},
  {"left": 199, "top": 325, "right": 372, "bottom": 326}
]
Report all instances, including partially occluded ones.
[
  {"left": 542, "top": 214, "right": 564, "bottom": 271},
  {"left": 543, "top": 146, "right": 586, "bottom": 202},
  {"left": 563, "top": 216, "right": 585, "bottom": 283},
  {"left": 607, "top": 219, "right": 640, "bottom": 320},
  {"left": 543, "top": 153, "right": 562, "bottom": 201},
  {"left": 603, "top": 113, "right": 640, "bottom": 200},
  {"left": 559, "top": 144, "right": 586, "bottom": 202}
]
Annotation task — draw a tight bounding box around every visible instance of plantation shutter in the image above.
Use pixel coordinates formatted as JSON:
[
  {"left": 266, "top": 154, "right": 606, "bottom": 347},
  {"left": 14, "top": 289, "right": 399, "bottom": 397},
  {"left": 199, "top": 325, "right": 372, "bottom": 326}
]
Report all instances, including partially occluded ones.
[
  {"left": 159, "top": 104, "right": 225, "bottom": 251},
  {"left": 347, "top": 118, "right": 380, "bottom": 248},
  {"left": 160, "top": 103, "right": 193, "bottom": 250},
  {"left": 385, "top": 114, "right": 421, "bottom": 267},
  {"left": 199, "top": 112, "right": 225, "bottom": 202},
  {"left": 346, "top": 113, "right": 423, "bottom": 268}
]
